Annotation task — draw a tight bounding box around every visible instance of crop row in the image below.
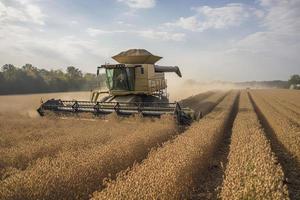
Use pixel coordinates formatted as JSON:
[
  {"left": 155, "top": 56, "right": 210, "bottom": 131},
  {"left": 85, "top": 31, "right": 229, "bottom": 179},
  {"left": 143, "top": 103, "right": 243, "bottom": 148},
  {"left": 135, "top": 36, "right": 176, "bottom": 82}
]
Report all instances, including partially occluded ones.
[
  {"left": 259, "top": 89, "right": 300, "bottom": 113},
  {"left": 250, "top": 90, "right": 300, "bottom": 199},
  {"left": 252, "top": 90, "right": 300, "bottom": 123},
  {"left": 249, "top": 91, "right": 300, "bottom": 164},
  {"left": 0, "top": 117, "right": 141, "bottom": 176},
  {"left": 0, "top": 116, "right": 178, "bottom": 200},
  {"left": 92, "top": 91, "right": 238, "bottom": 199},
  {"left": 269, "top": 91, "right": 300, "bottom": 113},
  {"left": 220, "top": 91, "right": 288, "bottom": 199},
  {"left": 0, "top": 116, "right": 68, "bottom": 148},
  {"left": 0, "top": 115, "right": 113, "bottom": 149}
]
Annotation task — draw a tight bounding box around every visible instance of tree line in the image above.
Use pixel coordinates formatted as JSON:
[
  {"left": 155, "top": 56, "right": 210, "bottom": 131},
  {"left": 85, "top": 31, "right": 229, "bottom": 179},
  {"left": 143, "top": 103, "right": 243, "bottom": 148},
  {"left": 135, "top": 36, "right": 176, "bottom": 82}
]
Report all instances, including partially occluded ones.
[
  {"left": 1, "top": 64, "right": 299, "bottom": 95},
  {"left": 0, "top": 64, "right": 103, "bottom": 95}
]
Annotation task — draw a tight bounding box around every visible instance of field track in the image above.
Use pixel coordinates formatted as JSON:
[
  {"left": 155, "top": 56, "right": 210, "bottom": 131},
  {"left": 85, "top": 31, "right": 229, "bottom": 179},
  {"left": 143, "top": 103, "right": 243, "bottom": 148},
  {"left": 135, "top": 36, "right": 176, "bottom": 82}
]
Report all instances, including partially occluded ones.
[{"left": 0, "top": 89, "right": 299, "bottom": 200}]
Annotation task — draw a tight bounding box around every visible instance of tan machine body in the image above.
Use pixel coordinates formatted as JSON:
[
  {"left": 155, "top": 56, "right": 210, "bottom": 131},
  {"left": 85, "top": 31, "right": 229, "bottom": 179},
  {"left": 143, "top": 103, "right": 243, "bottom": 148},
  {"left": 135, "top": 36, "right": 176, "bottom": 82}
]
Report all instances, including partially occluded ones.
[
  {"left": 38, "top": 49, "right": 195, "bottom": 125},
  {"left": 91, "top": 49, "right": 181, "bottom": 101}
]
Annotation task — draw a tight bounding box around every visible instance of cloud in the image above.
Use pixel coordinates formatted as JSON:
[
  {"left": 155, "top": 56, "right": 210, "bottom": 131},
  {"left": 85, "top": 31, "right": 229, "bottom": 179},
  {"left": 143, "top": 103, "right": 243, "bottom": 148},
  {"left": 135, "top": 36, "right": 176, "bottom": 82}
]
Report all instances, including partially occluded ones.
[
  {"left": 0, "top": 0, "right": 45, "bottom": 25},
  {"left": 70, "top": 20, "right": 78, "bottom": 25},
  {"left": 138, "top": 30, "right": 185, "bottom": 41},
  {"left": 86, "top": 28, "right": 126, "bottom": 37},
  {"left": 259, "top": 0, "right": 300, "bottom": 34},
  {"left": 86, "top": 28, "right": 185, "bottom": 42},
  {"left": 236, "top": 0, "right": 300, "bottom": 52},
  {"left": 1, "top": 0, "right": 298, "bottom": 81},
  {"left": 220, "top": 0, "right": 300, "bottom": 79},
  {"left": 165, "top": 16, "right": 199, "bottom": 31},
  {"left": 166, "top": 3, "right": 258, "bottom": 31},
  {"left": 0, "top": 2, "right": 27, "bottom": 23},
  {"left": 258, "top": 0, "right": 281, "bottom": 7},
  {"left": 117, "top": 0, "right": 155, "bottom": 9},
  {"left": 195, "top": 4, "right": 249, "bottom": 30},
  {"left": 25, "top": 4, "right": 44, "bottom": 25},
  {"left": 0, "top": 24, "right": 111, "bottom": 70},
  {"left": 162, "top": 1, "right": 300, "bottom": 81}
]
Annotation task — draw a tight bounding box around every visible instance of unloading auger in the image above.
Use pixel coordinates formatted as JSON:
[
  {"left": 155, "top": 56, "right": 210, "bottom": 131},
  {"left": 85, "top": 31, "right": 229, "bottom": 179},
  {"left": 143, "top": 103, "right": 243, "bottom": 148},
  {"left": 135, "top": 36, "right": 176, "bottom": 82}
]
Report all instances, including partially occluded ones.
[{"left": 37, "top": 49, "right": 197, "bottom": 125}]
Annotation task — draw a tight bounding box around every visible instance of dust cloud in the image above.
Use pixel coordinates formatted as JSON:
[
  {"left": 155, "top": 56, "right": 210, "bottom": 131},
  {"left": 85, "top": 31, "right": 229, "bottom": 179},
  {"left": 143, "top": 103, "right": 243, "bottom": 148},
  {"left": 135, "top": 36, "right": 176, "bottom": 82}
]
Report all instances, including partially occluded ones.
[{"left": 167, "top": 79, "right": 238, "bottom": 101}]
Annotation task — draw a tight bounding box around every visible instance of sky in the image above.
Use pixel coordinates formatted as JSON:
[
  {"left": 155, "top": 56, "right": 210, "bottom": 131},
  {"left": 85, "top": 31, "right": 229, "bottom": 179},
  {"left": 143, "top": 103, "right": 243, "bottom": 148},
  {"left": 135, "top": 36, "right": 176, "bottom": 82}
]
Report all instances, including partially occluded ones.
[{"left": 0, "top": 0, "right": 299, "bottom": 82}]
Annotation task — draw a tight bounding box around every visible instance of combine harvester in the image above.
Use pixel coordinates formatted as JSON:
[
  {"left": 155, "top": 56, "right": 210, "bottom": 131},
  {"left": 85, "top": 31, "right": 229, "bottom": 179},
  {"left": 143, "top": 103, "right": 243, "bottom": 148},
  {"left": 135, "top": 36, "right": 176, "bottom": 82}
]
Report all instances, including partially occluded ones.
[{"left": 37, "top": 49, "right": 198, "bottom": 125}]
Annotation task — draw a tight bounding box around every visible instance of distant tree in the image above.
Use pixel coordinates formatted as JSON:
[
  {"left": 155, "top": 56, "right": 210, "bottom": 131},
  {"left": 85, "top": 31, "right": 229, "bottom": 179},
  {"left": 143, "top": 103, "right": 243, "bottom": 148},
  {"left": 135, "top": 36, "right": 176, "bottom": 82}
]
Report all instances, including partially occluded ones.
[
  {"left": 2, "top": 64, "right": 17, "bottom": 81},
  {"left": 21, "top": 64, "right": 48, "bottom": 92},
  {"left": 0, "top": 64, "right": 99, "bottom": 95},
  {"left": 66, "top": 66, "right": 84, "bottom": 90},
  {"left": 2, "top": 64, "right": 16, "bottom": 72},
  {"left": 49, "top": 70, "right": 70, "bottom": 91},
  {"left": 83, "top": 73, "right": 97, "bottom": 88},
  {"left": 288, "top": 74, "right": 300, "bottom": 86},
  {"left": 67, "top": 66, "right": 83, "bottom": 79},
  {"left": 0, "top": 72, "right": 4, "bottom": 92}
]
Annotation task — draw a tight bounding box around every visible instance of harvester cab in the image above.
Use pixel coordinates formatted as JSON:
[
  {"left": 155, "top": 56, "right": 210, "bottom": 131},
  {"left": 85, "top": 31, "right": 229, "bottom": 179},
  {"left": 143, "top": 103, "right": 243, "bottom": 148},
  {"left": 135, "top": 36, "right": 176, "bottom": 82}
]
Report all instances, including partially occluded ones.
[{"left": 37, "top": 49, "right": 196, "bottom": 125}]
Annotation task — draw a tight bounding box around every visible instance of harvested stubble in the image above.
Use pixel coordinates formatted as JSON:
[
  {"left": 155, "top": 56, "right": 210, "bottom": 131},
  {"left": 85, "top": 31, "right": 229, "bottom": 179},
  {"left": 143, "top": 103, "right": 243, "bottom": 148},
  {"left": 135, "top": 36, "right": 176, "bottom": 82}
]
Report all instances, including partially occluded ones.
[
  {"left": 220, "top": 91, "right": 289, "bottom": 200},
  {"left": 92, "top": 91, "right": 238, "bottom": 200},
  {"left": 250, "top": 90, "right": 300, "bottom": 199},
  {"left": 261, "top": 89, "right": 300, "bottom": 109},
  {"left": 270, "top": 98, "right": 300, "bottom": 122},
  {"left": 0, "top": 115, "right": 72, "bottom": 148},
  {"left": 252, "top": 90, "right": 300, "bottom": 122},
  {"left": 0, "top": 116, "right": 139, "bottom": 175},
  {"left": 249, "top": 90, "right": 300, "bottom": 163},
  {"left": 0, "top": 116, "right": 177, "bottom": 200},
  {"left": 0, "top": 114, "right": 108, "bottom": 149}
]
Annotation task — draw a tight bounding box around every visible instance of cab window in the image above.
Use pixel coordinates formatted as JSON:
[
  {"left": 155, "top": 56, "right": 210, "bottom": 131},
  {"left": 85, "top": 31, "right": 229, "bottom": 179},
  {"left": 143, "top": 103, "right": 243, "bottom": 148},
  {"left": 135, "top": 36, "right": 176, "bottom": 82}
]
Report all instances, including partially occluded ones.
[{"left": 105, "top": 68, "right": 135, "bottom": 91}]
